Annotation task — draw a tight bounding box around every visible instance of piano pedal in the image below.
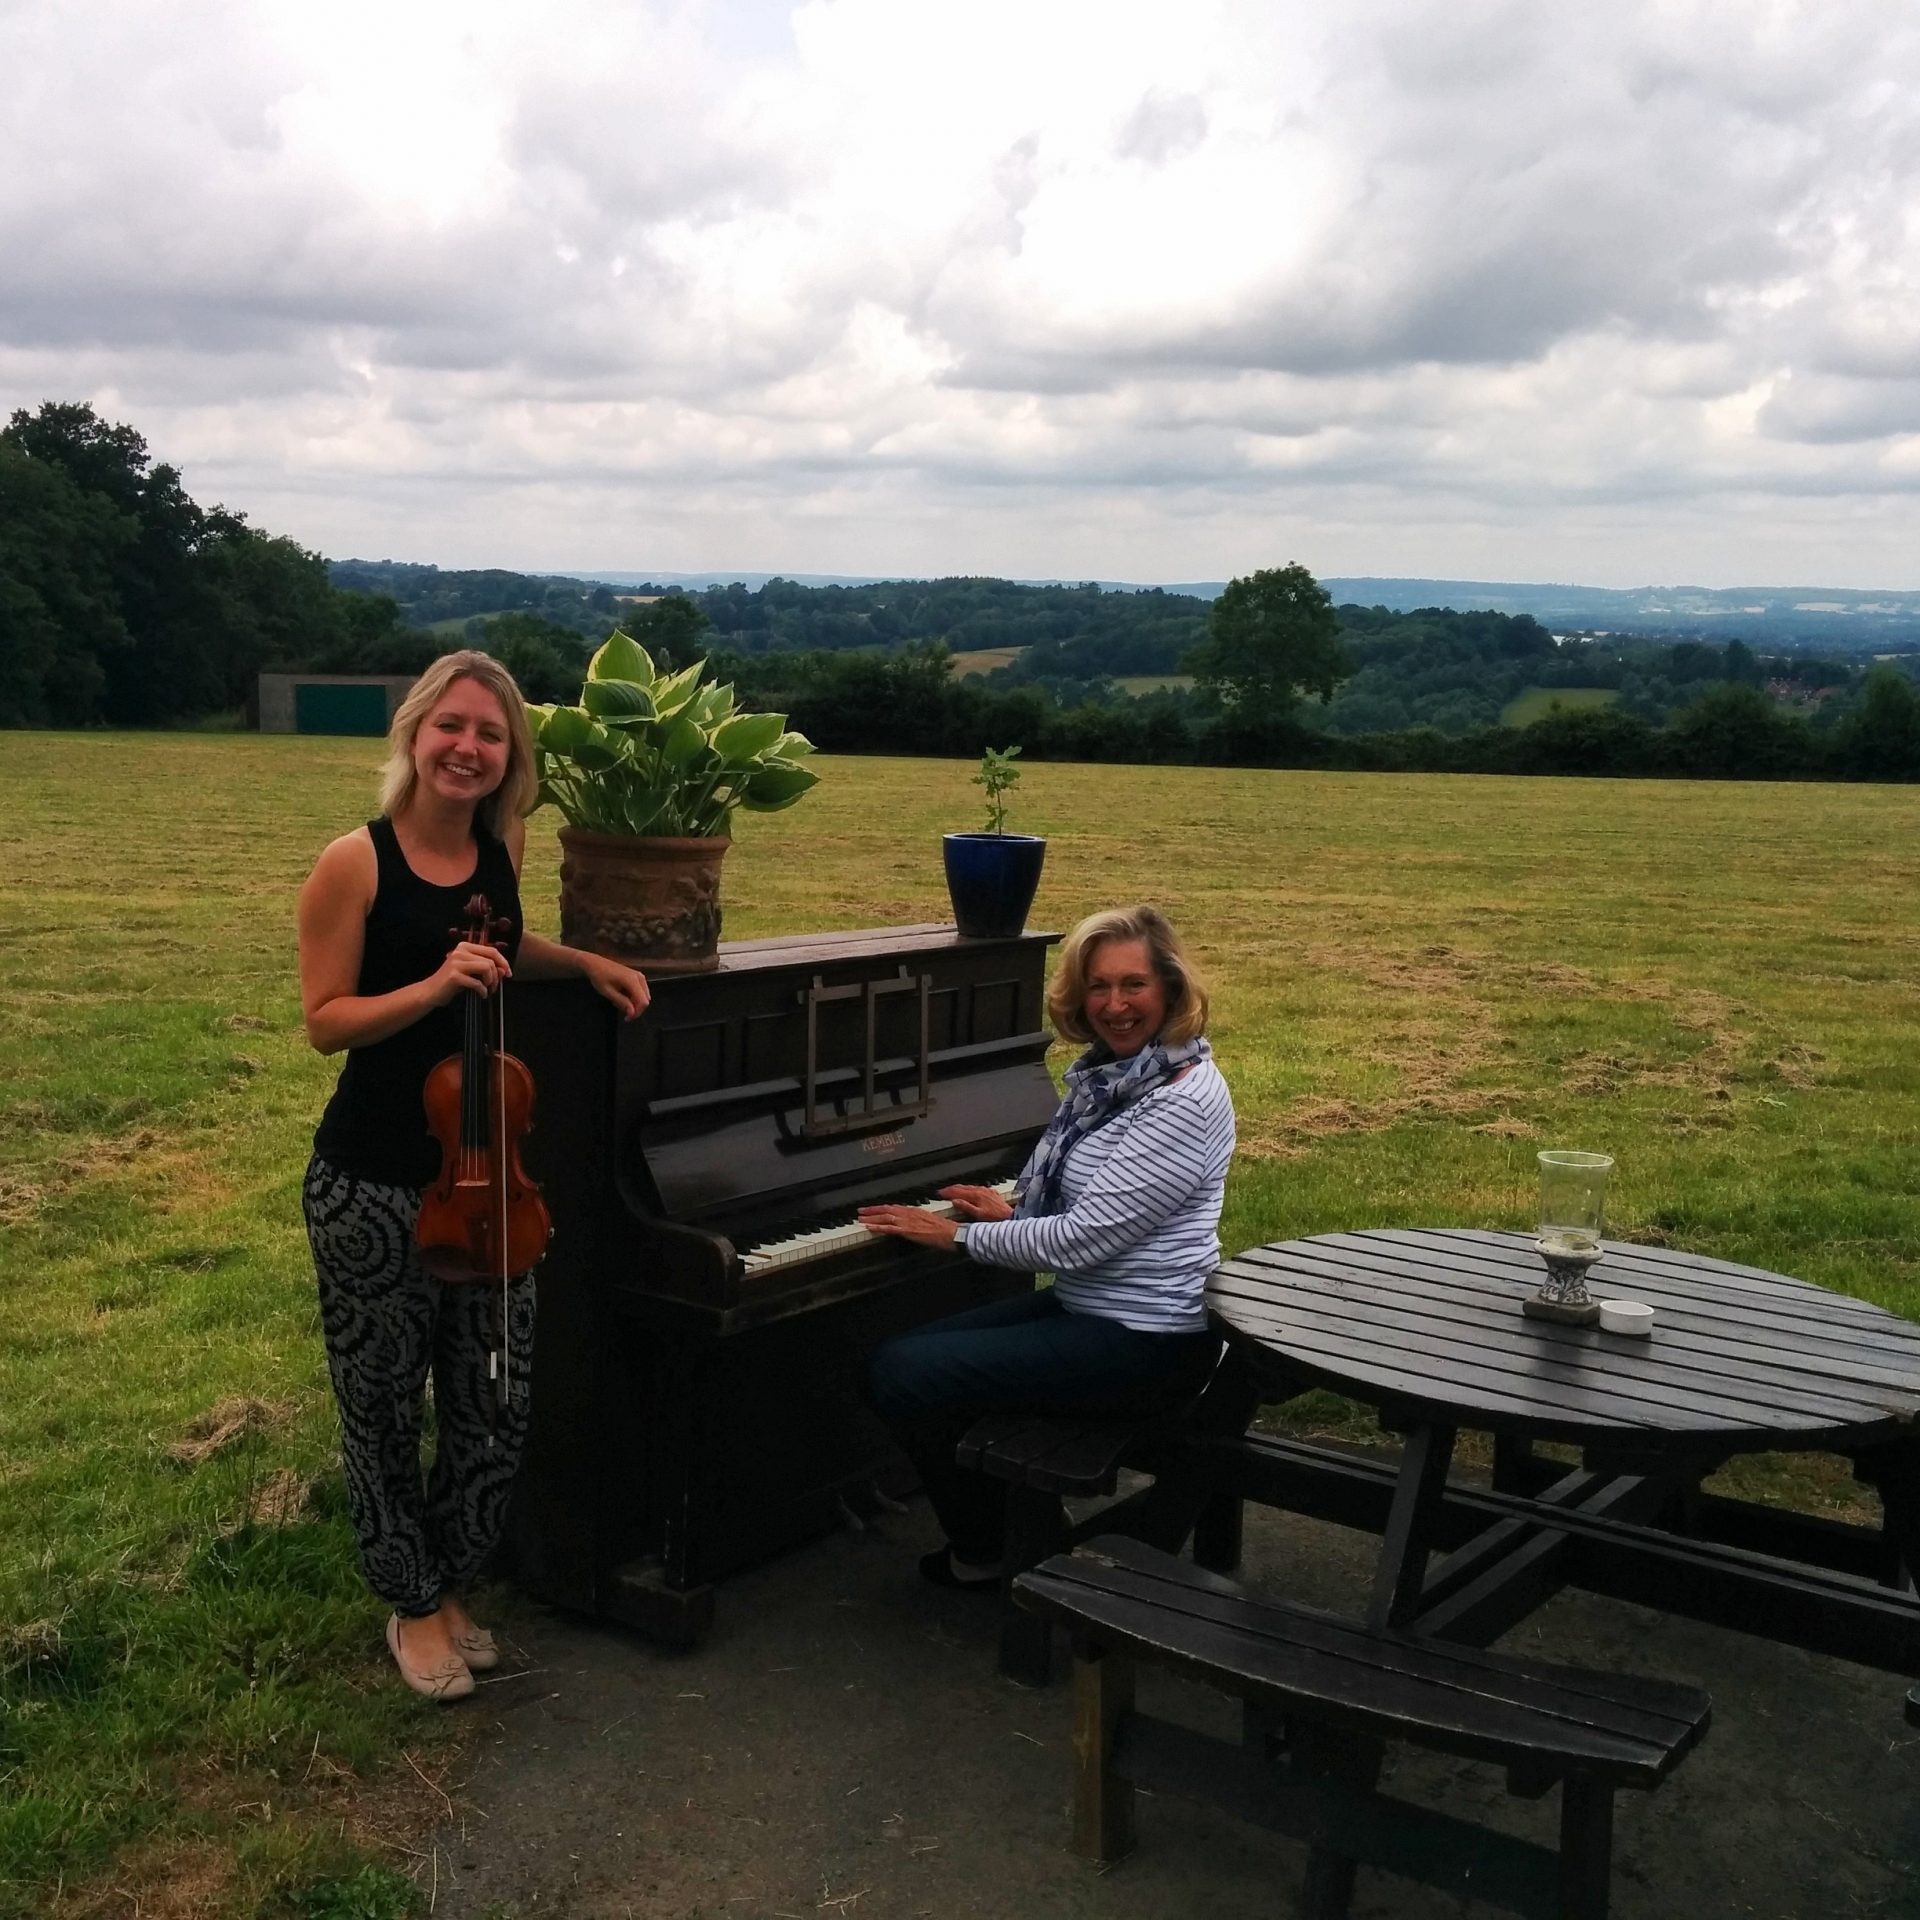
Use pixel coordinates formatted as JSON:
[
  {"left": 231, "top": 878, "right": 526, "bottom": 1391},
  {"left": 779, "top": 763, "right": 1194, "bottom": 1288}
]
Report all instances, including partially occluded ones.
[
  {"left": 835, "top": 1493, "right": 869, "bottom": 1538},
  {"left": 868, "top": 1481, "right": 910, "bottom": 1518}
]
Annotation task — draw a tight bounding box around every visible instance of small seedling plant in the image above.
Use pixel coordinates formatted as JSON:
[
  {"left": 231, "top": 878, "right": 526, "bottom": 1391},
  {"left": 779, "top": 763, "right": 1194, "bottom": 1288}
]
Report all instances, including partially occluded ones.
[{"left": 974, "top": 744, "right": 1023, "bottom": 834}]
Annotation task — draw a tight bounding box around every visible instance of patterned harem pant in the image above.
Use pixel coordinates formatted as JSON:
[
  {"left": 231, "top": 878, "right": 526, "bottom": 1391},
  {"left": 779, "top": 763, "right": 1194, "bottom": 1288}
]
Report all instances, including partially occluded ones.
[{"left": 303, "top": 1155, "right": 536, "bottom": 1617}]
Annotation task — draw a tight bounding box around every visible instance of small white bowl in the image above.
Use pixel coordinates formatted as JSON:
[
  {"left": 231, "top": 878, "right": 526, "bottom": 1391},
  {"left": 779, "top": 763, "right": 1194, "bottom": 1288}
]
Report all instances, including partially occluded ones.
[{"left": 1598, "top": 1299, "right": 1654, "bottom": 1337}]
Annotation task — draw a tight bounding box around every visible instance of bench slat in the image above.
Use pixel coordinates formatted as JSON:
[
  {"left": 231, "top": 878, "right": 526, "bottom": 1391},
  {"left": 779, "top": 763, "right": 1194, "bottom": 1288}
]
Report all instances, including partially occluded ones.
[
  {"left": 1064, "top": 1543, "right": 1705, "bottom": 1746},
  {"left": 1019, "top": 1423, "right": 1141, "bottom": 1493},
  {"left": 957, "top": 1414, "right": 1087, "bottom": 1476},
  {"left": 960, "top": 1413, "right": 1148, "bottom": 1494},
  {"left": 1015, "top": 1537, "right": 1709, "bottom": 1789}
]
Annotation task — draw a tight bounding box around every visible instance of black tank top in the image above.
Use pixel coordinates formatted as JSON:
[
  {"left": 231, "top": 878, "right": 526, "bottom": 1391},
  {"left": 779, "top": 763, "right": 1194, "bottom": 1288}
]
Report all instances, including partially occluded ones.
[{"left": 313, "top": 816, "right": 524, "bottom": 1187}]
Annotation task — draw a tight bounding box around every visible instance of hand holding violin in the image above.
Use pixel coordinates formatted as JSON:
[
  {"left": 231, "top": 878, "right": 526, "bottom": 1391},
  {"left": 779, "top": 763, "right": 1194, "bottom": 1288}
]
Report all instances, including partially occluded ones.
[{"left": 432, "top": 938, "right": 513, "bottom": 1004}]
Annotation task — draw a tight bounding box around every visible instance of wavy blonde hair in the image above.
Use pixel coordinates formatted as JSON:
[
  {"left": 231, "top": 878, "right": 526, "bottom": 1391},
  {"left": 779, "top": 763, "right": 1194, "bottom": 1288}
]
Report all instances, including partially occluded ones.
[
  {"left": 378, "top": 650, "right": 539, "bottom": 838},
  {"left": 1046, "top": 905, "right": 1211, "bottom": 1048}
]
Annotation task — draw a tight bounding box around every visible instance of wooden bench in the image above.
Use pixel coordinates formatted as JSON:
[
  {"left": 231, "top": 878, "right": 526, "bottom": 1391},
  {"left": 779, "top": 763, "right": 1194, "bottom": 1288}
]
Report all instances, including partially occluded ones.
[
  {"left": 1013, "top": 1535, "right": 1712, "bottom": 1920},
  {"left": 956, "top": 1348, "right": 1258, "bottom": 1683}
]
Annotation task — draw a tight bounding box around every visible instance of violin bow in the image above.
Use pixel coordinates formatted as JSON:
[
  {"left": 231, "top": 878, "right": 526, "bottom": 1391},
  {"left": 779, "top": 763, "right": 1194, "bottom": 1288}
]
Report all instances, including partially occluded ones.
[
  {"left": 487, "top": 902, "right": 514, "bottom": 1431},
  {"left": 499, "top": 960, "right": 514, "bottom": 1428}
]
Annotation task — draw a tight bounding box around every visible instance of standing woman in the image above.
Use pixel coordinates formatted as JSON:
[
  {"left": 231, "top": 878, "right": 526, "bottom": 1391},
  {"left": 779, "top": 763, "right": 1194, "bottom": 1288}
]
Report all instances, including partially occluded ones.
[
  {"left": 298, "top": 650, "right": 649, "bottom": 1699},
  {"left": 859, "top": 905, "right": 1233, "bottom": 1588}
]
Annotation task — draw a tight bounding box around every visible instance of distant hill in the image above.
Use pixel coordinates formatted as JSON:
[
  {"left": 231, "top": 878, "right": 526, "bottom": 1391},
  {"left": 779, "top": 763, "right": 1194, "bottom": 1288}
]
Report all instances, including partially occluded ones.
[
  {"left": 344, "top": 558, "right": 1920, "bottom": 656},
  {"left": 1317, "top": 578, "right": 1920, "bottom": 639},
  {"left": 551, "top": 569, "right": 1920, "bottom": 648},
  {"left": 567, "top": 569, "right": 904, "bottom": 591},
  {"left": 1081, "top": 576, "right": 1920, "bottom": 646}
]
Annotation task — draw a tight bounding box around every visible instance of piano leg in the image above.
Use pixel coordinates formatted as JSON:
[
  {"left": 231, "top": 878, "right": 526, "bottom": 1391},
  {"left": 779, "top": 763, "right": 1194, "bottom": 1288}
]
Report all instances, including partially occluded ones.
[{"left": 604, "top": 1559, "right": 715, "bottom": 1647}]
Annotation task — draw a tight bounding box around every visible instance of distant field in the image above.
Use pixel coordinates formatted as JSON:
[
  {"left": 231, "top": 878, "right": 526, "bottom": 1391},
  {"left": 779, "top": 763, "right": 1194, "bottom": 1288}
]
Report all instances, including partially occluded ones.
[
  {"left": 945, "top": 653, "right": 1191, "bottom": 695},
  {"left": 419, "top": 609, "right": 564, "bottom": 634},
  {"left": 3, "top": 734, "right": 1918, "bottom": 1915},
  {"left": 1502, "top": 685, "right": 1620, "bottom": 727},
  {"left": 947, "top": 646, "right": 1025, "bottom": 677},
  {"left": 1114, "top": 673, "right": 1194, "bottom": 695}
]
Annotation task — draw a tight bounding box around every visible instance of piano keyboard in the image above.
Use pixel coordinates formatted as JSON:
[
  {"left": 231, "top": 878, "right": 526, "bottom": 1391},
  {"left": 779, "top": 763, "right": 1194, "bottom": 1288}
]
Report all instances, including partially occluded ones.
[{"left": 740, "top": 1181, "right": 1017, "bottom": 1279}]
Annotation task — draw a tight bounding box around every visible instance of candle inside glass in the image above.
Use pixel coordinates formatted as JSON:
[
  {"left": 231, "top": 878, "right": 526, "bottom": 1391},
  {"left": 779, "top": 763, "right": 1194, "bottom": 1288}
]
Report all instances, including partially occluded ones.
[{"left": 1538, "top": 1151, "right": 1612, "bottom": 1256}]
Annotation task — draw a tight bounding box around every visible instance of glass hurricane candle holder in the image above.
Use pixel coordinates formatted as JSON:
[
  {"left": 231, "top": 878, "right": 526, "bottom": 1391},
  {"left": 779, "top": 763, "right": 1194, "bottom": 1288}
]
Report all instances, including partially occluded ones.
[{"left": 1524, "top": 1149, "right": 1613, "bottom": 1325}]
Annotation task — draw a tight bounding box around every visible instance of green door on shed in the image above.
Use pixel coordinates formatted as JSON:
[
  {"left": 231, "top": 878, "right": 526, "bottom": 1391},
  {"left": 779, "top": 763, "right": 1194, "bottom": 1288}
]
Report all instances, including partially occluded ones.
[{"left": 295, "top": 683, "right": 389, "bottom": 736}]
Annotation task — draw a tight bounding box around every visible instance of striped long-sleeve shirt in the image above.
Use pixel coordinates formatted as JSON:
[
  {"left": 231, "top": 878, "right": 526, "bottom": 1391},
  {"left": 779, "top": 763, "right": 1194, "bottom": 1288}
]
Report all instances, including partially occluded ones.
[{"left": 962, "top": 1058, "right": 1235, "bottom": 1333}]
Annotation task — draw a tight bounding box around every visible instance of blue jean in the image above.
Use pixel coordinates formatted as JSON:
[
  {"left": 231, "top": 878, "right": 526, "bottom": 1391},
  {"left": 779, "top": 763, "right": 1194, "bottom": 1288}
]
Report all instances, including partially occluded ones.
[{"left": 867, "top": 1287, "right": 1218, "bottom": 1561}]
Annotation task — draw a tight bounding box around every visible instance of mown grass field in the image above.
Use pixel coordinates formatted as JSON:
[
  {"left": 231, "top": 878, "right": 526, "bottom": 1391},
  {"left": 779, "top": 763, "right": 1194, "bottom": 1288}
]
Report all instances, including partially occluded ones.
[
  {"left": 946, "top": 646, "right": 1024, "bottom": 677},
  {"left": 1501, "top": 685, "right": 1621, "bottom": 727},
  {"left": 3, "top": 732, "right": 1918, "bottom": 1916}
]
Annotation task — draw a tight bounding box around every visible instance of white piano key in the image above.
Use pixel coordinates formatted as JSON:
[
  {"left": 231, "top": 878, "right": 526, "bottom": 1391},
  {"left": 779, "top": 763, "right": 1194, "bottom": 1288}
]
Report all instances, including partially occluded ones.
[{"left": 739, "top": 1181, "right": 1015, "bottom": 1279}]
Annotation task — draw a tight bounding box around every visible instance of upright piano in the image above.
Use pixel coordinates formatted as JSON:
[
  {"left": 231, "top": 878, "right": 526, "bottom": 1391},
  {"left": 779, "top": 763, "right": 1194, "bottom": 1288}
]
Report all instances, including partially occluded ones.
[{"left": 503, "top": 924, "right": 1059, "bottom": 1644}]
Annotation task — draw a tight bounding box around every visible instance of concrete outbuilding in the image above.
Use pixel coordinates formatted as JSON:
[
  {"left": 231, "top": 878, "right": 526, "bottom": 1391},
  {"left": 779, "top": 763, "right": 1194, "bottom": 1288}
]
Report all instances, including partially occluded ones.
[{"left": 256, "top": 673, "right": 415, "bottom": 735}]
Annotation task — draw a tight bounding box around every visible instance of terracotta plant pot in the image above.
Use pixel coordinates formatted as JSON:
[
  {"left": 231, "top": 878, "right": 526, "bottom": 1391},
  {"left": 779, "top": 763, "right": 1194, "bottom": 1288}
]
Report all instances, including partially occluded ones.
[{"left": 557, "top": 827, "right": 730, "bottom": 973}]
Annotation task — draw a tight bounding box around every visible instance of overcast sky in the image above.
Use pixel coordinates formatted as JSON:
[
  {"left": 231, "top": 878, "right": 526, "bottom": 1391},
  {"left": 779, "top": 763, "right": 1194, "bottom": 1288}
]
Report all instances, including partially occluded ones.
[{"left": 6, "top": 0, "right": 1918, "bottom": 587}]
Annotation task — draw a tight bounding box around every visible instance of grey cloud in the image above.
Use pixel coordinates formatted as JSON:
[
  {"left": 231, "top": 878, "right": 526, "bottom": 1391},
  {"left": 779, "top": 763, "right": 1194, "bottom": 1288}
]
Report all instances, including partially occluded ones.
[
  {"left": 1758, "top": 374, "right": 1920, "bottom": 445},
  {"left": 1115, "top": 91, "right": 1207, "bottom": 166},
  {"left": 508, "top": 73, "right": 797, "bottom": 225},
  {"left": 935, "top": 3, "right": 1907, "bottom": 396},
  {"left": 5, "top": 0, "right": 1919, "bottom": 586}
]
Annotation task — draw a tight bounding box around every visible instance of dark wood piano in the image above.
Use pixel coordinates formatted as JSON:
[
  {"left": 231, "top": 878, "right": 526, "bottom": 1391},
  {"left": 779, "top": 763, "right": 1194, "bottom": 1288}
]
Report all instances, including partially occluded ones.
[{"left": 502, "top": 923, "right": 1059, "bottom": 1644}]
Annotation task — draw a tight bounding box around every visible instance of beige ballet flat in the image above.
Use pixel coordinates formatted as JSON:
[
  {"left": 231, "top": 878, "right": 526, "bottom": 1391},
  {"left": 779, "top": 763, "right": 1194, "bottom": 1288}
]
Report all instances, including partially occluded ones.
[
  {"left": 449, "top": 1625, "right": 499, "bottom": 1672},
  {"left": 386, "top": 1615, "right": 474, "bottom": 1702}
]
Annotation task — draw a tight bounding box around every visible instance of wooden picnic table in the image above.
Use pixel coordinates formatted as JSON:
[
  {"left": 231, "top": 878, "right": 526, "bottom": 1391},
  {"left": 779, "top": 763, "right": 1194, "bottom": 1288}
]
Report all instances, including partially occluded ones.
[{"left": 1203, "top": 1228, "right": 1920, "bottom": 1703}]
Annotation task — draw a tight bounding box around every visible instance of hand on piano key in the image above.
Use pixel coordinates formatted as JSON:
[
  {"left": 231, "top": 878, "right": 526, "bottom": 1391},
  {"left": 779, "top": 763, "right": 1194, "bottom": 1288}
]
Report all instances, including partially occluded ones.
[
  {"left": 938, "top": 1182, "right": 1018, "bottom": 1224},
  {"left": 742, "top": 1181, "right": 1015, "bottom": 1276}
]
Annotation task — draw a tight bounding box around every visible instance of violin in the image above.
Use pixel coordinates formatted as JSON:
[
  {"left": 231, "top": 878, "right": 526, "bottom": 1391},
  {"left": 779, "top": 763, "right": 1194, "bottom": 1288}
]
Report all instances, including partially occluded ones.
[{"left": 416, "top": 893, "right": 553, "bottom": 1286}]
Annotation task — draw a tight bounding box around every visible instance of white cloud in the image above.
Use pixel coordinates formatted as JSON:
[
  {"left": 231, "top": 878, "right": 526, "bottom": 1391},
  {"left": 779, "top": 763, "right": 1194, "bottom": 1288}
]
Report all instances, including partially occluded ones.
[{"left": 3, "top": 0, "right": 1918, "bottom": 585}]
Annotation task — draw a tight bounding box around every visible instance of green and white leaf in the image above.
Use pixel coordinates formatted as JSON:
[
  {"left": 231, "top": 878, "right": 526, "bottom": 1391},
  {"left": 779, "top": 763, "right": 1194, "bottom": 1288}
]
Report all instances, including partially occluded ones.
[
  {"left": 738, "top": 762, "right": 820, "bottom": 810},
  {"left": 710, "top": 711, "right": 786, "bottom": 765},
  {"left": 581, "top": 677, "right": 658, "bottom": 722},
  {"left": 589, "top": 631, "right": 655, "bottom": 685}
]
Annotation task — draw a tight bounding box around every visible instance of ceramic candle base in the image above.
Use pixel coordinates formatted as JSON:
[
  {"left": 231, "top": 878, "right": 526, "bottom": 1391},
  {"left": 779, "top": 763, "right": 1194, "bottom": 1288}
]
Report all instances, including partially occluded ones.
[
  {"left": 1523, "top": 1294, "right": 1602, "bottom": 1326},
  {"left": 1525, "top": 1246, "right": 1602, "bottom": 1325}
]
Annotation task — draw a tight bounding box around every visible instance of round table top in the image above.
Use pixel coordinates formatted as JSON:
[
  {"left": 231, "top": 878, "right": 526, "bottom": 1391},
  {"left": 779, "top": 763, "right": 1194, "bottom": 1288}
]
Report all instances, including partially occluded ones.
[{"left": 1207, "top": 1228, "right": 1920, "bottom": 1451}]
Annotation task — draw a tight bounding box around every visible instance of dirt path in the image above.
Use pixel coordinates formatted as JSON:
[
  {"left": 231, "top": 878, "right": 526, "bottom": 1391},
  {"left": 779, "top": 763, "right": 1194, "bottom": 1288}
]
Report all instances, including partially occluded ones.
[{"left": 423, "top": 1496, "right": 1919, "bottom": 1919}]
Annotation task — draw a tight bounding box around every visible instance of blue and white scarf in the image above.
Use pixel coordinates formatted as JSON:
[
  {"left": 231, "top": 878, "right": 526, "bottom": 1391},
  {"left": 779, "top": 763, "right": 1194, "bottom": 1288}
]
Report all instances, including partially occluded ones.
[{"left": 1015, "top": 1034, "right": 1211, "bottom": 1217}]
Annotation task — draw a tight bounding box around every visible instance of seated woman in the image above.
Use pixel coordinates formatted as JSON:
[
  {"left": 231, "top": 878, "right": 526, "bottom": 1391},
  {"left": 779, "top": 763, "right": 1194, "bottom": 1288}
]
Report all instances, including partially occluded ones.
[{"left": 859, "top": 904, "right": 1234, "bottom": 1589}]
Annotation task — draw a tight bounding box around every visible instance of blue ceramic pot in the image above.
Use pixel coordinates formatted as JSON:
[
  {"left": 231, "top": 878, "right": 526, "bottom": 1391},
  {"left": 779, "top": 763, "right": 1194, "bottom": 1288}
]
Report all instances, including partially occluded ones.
[{"left": 942, "top": 833, "right": 1047, "bottom": 939}]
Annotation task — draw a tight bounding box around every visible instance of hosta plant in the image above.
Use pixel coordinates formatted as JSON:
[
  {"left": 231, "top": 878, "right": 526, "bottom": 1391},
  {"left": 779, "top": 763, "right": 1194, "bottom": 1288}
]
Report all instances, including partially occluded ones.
[{"left": 528, "top": 632, "right": 819, "bottom": 837}]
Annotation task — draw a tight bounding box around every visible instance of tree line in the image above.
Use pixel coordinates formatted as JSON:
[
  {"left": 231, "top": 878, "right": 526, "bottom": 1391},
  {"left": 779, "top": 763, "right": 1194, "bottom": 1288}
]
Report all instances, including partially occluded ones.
[
  {"left": 3, "top": 401, "right": 1916, "bottom": 781},
  {"left": 718, "top": 638, "right": 1920, "bottom": 786}
]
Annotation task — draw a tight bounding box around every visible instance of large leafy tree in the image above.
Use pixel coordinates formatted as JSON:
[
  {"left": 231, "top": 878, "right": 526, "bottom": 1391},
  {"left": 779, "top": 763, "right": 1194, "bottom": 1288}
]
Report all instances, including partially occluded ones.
[
  {"left": 0, "top": 441, "right": 131, "bottom": 724},
  {"left": 622, "top": 593, "right": 710, "bottom": 668},
  {"left": 0, "top": 401, "right": 372, "bottom": 725},
  {"left": 1837, "top": 665, "right": 1920, "bottom": 780},
  {"left": 1184, "top": 564, "right": 1352, "bottom": 725},
  {"left": 472, "top": 611, "right": 591, "bottom": 702}
]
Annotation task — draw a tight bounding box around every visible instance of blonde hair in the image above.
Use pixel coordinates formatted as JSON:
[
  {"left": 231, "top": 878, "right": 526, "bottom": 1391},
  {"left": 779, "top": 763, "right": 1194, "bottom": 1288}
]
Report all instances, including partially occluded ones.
[
  {"left": 379, "top": 650, "right": 539, "bottom": 838},
  {"left": 1046, "top": 905, "right": 1211, "bottom": 1048}
]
